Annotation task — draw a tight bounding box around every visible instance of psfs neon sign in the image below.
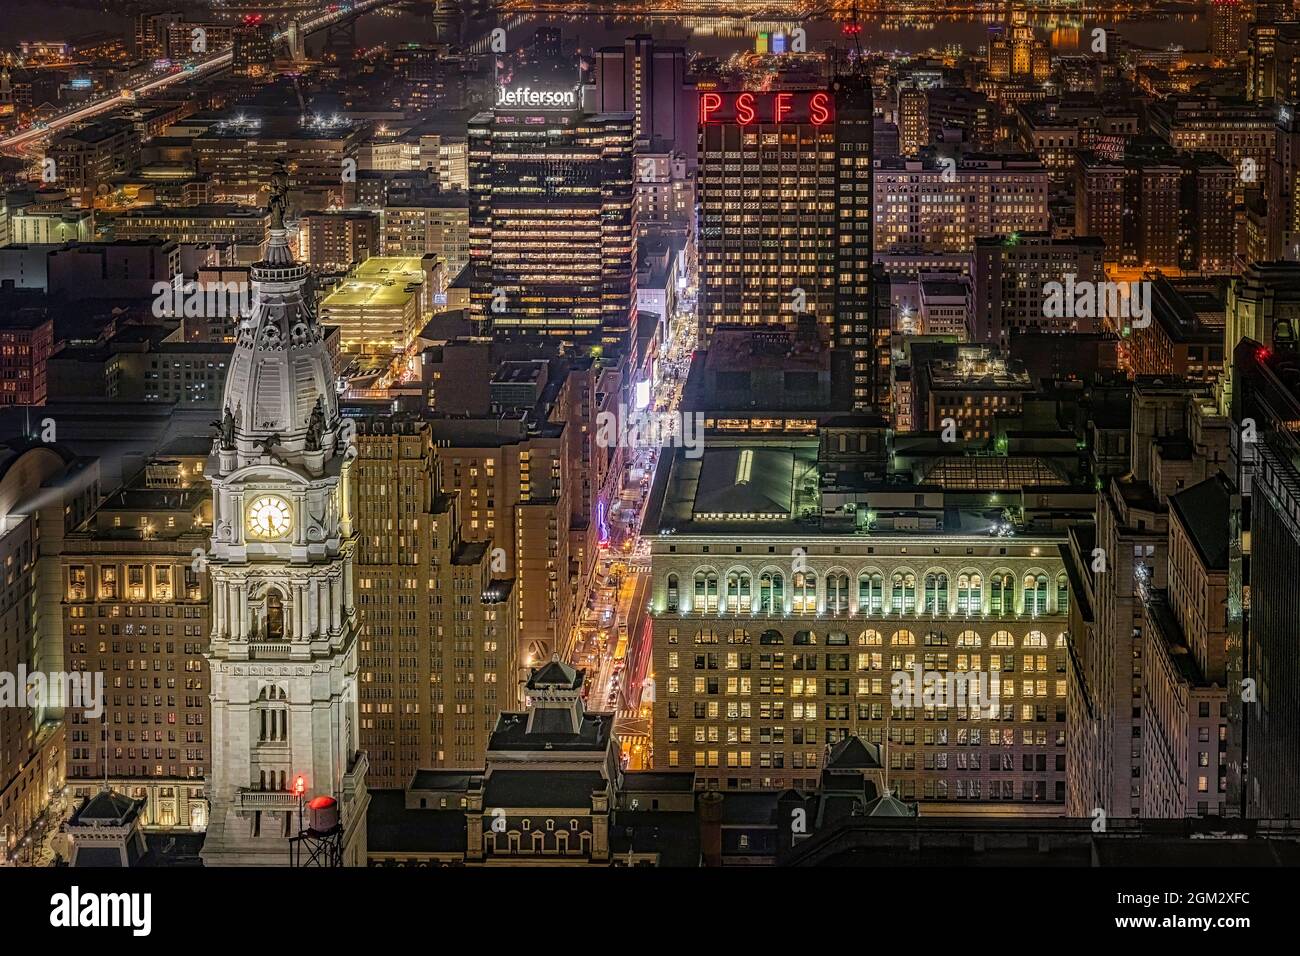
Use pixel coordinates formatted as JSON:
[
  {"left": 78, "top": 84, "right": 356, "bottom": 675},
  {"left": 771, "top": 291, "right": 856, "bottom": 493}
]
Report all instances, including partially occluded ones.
[{"left": 699, "top": 91, "right": 833, "bottom": 126}]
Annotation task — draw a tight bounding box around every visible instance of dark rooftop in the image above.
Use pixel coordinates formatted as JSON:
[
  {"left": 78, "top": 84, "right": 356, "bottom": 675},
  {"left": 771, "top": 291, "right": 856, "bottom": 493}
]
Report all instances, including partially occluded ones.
[
  {"left": 482, "top": 770, "right": 606, "bottom": 809},
  {"left": 1169, "top": 473, "right": 1231, "bottom": 571}
]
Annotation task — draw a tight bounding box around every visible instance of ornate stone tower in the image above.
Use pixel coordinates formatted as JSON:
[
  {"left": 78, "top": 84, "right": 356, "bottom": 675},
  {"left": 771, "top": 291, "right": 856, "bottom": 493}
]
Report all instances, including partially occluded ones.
[{"left": 201, "top": 171, "right": 368, "bottom": 866}]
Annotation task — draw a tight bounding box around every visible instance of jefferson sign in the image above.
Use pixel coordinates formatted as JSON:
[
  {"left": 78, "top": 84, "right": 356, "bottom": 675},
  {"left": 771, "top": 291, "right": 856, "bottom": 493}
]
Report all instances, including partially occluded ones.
[{"left": 495, "top": 85, "right": 578, "bottom": 109}]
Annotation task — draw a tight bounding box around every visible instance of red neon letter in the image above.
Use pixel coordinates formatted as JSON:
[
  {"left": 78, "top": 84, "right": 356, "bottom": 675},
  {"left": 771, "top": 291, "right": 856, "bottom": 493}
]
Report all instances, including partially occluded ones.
[
  {"left": 809, "top": 91, "right": 831, "bottom": 125},
  {"left": 735, "top": 92, "right": 755, "bottom": 124},
  {"left": 774, "top": 92, "right": 792, "bottom": 123},
  {"left": 700, "top": 92, "right": 722, "bottom": 124}
]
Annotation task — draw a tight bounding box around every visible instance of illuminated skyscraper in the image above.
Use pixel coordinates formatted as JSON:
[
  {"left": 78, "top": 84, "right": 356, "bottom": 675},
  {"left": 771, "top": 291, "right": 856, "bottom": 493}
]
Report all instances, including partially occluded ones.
[
  {"left": 697, "top": 75, "right": 881, "bottom": 410},
  {"left": 1210, "top": 0, "right": 1248, "bottom": 64},
  {"left": 468, "top": 88, "right": 635, "bottom": 345}
]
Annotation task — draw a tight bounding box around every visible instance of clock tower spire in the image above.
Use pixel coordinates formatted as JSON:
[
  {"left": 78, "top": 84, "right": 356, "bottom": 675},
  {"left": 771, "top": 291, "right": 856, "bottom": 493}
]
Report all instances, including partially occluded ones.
[{"left": 201, "top": 165, "right": 368, "bottom": 866}]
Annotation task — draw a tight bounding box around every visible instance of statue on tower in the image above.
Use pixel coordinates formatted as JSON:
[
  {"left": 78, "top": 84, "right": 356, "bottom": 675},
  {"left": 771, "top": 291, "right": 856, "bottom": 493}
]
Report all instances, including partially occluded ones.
[
  {"left": 267, "top": 160, "right": 289, "bottom": 230},
  {"left": 305, "top": 396, "right": 325, "bottom": 451},
  {"left": 213, "top": 405, "right": 236, "bottom": 450}
]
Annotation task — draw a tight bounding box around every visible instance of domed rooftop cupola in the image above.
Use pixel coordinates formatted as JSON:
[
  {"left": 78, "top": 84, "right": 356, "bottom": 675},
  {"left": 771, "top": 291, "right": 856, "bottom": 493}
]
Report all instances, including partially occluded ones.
[{"left": 214, "top": 164, "right": 343, "bottom": 475}]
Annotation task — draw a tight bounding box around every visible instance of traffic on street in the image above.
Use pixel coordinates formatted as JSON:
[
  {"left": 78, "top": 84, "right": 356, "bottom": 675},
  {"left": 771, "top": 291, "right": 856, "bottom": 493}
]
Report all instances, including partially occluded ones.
[{"left": 568, "top": 284, "right": 697, "bottom": 771}]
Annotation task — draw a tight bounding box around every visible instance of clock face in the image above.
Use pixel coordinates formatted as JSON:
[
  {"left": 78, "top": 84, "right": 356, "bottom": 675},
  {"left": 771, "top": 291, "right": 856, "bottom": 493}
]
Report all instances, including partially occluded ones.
[{"left": 246, "top": 495, "right": 292, "bottom": 539}]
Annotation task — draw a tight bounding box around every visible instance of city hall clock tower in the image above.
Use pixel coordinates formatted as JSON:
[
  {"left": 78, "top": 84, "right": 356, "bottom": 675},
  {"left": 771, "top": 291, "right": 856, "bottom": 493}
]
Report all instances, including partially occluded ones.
[{"left": 201, "top": 175, "right": 368, "bottom": 866}]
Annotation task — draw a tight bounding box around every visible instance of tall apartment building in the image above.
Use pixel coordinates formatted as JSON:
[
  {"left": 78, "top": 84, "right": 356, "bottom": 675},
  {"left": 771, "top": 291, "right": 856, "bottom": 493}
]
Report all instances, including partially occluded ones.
[
  {"left": 390, "top": 45, "right": 470, "bottom": 110},
  {"left": 468, "top": 98, "right": 635, "bottom": 344},
  {"left": 897, "top": 87, "right": 929, "bottom": 155},
  {"left": 1211, "top": 0, "right": 1249, "bottom": 65},
  {"left": 136, "top": 11, "right": 184, "bottom": 60},
  {"left": 632, "top": 151, "right": 694, "bottom": 244},
  {"left": 1016, "top": 100, "right": 1140, "bottom": 187},
  {"left": 1076, "top": 149, "right": 1236, "bottom": 273},
  {"left": 1227, "top": 338, "right": 1300, "bottom": 818},
  {"left": 428, "top": 412, "right": 574, "bottom": 666},
  {"left": 418, "top": 129, "right": 470, "bottom": 192},
  {"left": 0, "top": 440, "right": 95, "bottom": 860},
  {"left": 300, "top": 210, "right": 379, "bottom": 274},
  {"left": 193, "top": 115, "right": 369, "bottom": 211},
  {"left": 911, "top": 344, "right": 1035, "bottom": 439},
  {"left": 0, "top": 310, "right": 54, "bottom": 406},
  {"left": 987, "top": 12, "right": 1050, "bottom": 83},
  {"left": 1267, "top": 103, "right": 1300, "bottom": 259},
  {"left": 1064, "top": 381, "right": 1229, "bottom": 819},
  {"left": 418, "top": 345, "right": 614, "bottom": 615},
  {"left": 972, "top": 234, "right": 1106, "bottom": 345},
  {"left": 61, "top": 453, "right": 212, "bottom": 830},
  {"left": 231, "top": 18, "right": 275, "bottom": 79},
  {"left": 358, "top": 124, "right": 471, "bottom": 193},
  {"left": 873, "top": 154, "right": 1049, "bottom": 257},
  {"left": 899, "top": 87, "right": 993, "bottom": 154},
  {"left": 349, "top": 415, "right": 518, "bottom": 786},
  {"left": 1139, "top": 474, "right": 1231, "bottom": 818},
  {"left": 1219, "top": 261, "right": 1300, "bottom": 414},
  {"left": 1148, "top": 97, "right": 1274, "bottom": 194},
  {"left": 698, "top": 77, "right": 881, "bottom": 410},
  {"left": 382, "top": 191, "right": 469, "bottom": 275},
  {"left": 46, "top": 119, "right": 141, "bottom": 198},
  {"left": 1127, "top": 276, "right": 1227, "bottom": 383},
  {"left": 591, "top": 35, "right": 696, "bottom": 161},
  {"left": 645, "top": 435, "right": 1072, "bottom": 803}
]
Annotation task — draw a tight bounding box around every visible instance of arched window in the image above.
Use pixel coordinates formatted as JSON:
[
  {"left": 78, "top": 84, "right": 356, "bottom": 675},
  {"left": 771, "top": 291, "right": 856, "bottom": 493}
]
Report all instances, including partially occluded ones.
[
  {"left": 725, "top": 570, "right": 752, "bottom": 614},
  {"left": 1024, "top": 574, "right": 1048, "bottom": 616},
  {"left": 695, "top": 570, "right": 718, "bottom": 614},
  {"left": 858, "top": 629, "right": 883, "bottom": 646},
  {"left": 826, "top": 572, "right": 850, "bottom": 614},
  {"left": 957, "top": 573, "right": 982, "bottom": 614},
  {"left": 891, "top": 573, "right": 916, "bottom": 613},
  {"left": 666, "top": 573, "right": 679, "bottom": 613},
  {"left": 792, "top": 571, "right": 817, "bottom": 614},
  {"left": 990, "top": 630, "right": 1015, "bottom": 648},
  {"left": 858, "top": 572, "right": 884, "bottom": 614},
  {"left": 923, "top": 572, "right": 948, "bottom": 614},
  {"left": 1056, "top": 573, "right": 1069, "bottom": 614},
  {"left": 956, "top": 629, "right": 981, "bottom": 648},
  {"left": 759, "top": 571, "right": 784, "bottom": 614},
  {"left": 989, "top": 573, "right": 1015, "bottom": 615},
  {"left": 1024, "top": 630, "right": 1048, "bottom": 649},
  {"left": 266, "top": 590, "right": 285, "bottom": 640},
  {"left": 891, "top": 629, "right": 916, "bottom": 647}
]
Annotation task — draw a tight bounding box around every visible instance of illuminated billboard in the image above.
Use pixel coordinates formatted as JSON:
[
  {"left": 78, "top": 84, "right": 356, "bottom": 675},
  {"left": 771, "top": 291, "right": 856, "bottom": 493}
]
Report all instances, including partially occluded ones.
[
  {"left": 495, "top": 85, "right": 579, "bottom": 110},
  {"left": 699, "top": 90, "right": 834, "bottom": 126}
]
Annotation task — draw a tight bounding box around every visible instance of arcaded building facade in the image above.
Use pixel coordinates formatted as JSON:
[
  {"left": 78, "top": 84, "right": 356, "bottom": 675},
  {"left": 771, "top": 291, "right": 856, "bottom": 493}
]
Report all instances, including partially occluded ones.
[{"left": 644, "top": 439, "right": 1070, "bottom": 806}]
